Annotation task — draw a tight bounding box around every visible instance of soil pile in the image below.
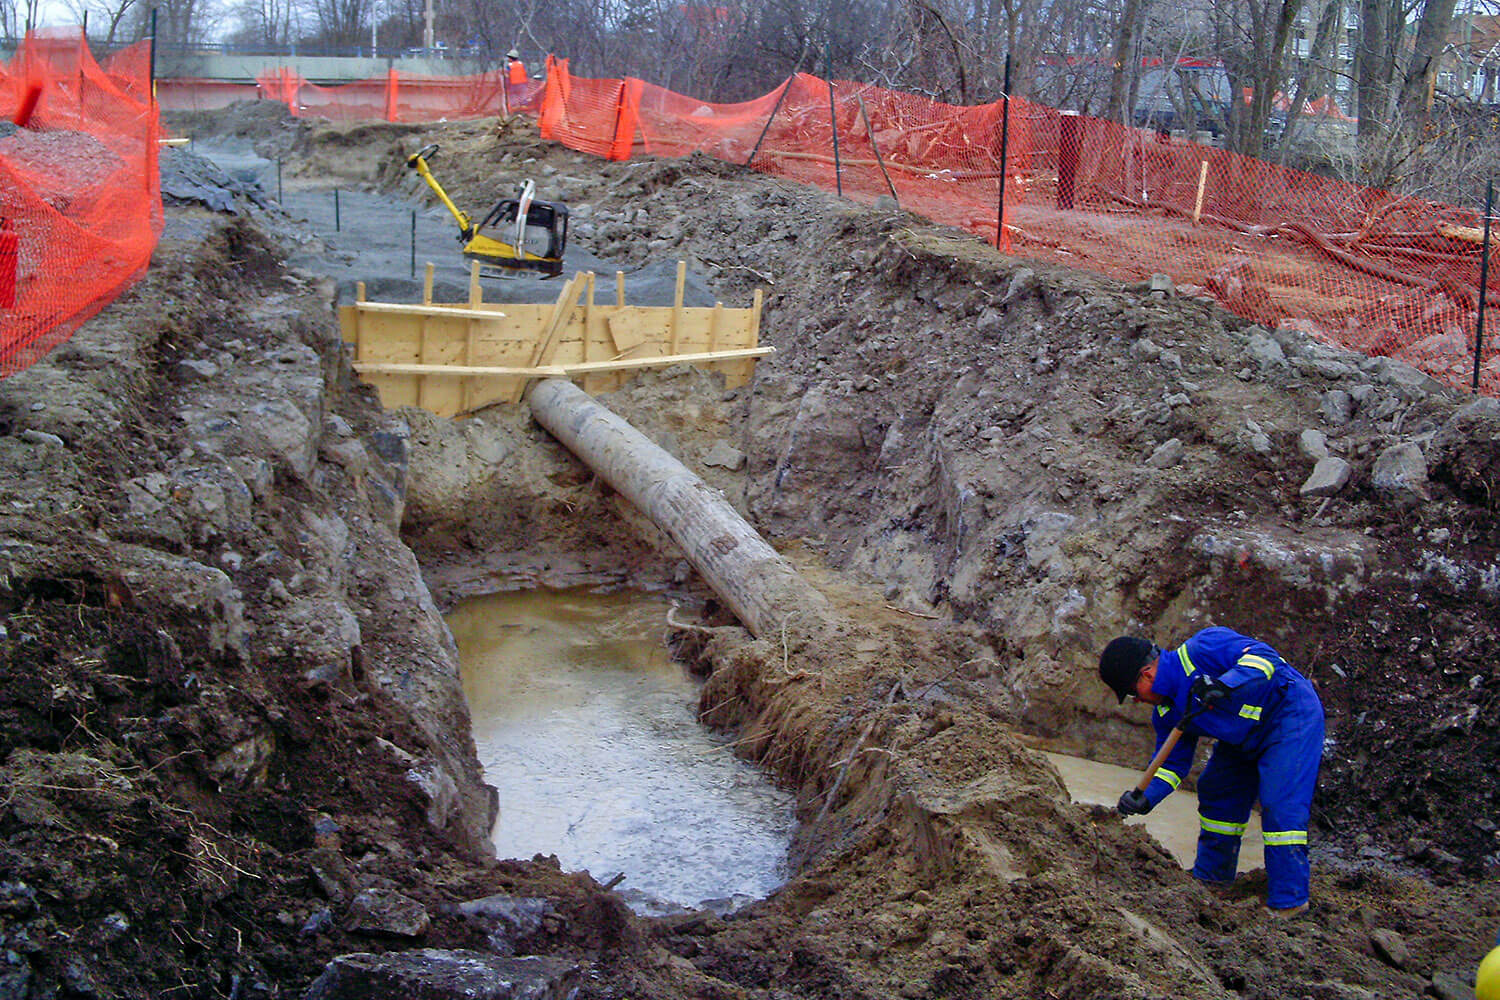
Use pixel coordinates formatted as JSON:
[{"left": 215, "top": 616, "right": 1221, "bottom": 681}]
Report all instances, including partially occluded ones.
[{"left": 0, "top": 107, "right": 1493, "bottom": 998}]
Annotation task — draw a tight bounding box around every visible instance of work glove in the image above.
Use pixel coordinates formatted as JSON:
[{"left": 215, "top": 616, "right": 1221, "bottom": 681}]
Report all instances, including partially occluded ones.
[
  {"left": 1190, "top": 674, "right": 1232, "bottom": 708},
  {"left": 1117, "top": 788, "right": 1153, "bottom": 816}
]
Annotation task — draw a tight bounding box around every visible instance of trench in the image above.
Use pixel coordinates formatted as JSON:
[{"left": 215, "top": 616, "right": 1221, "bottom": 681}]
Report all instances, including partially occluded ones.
[{"left": 447, "top": 588, "right": 797, "bottom": 917}]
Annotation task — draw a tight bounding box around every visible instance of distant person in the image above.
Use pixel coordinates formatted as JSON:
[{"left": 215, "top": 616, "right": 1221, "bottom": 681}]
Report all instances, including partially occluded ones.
[
  {"left": 507, "top": 49, "right": 527, "bottom": 88},
  {"left": 1097, "top": 627, "right": 1325, "bottom": 917}
]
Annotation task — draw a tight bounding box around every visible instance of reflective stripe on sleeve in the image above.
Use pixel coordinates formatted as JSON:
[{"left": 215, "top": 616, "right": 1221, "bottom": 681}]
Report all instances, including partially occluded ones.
[
  {"left": 1238, "top": 704, "right": 1263, "bottom": 721},
  {"left": 1178, "top": 644, "right": 1198, "bottom": 676},
  {"left": 1155, "top": 768, "right": 1183, "bottom": 790},
  {"left": 1157, "top": 704, "right": 1170, "bottom": 717},
  {"left": 1262, "top": 829, "right": 1308, "bottom": 847},
  {"left": 1238, "top": 653, "right": 1275, "bottom": 678},
  {"left": 1200, "top": 816, "right": 1248, "bottom": 837}
]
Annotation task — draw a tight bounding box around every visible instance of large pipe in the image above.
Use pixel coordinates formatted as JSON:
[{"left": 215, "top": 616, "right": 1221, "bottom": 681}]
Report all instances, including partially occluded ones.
[{"left": 528, "top": 378, "right": 829, "bottom": 639}]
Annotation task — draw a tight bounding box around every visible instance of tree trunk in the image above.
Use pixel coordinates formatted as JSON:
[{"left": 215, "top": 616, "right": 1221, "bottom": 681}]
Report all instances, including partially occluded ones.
[
  {"left": 527, "top": 379, "right": 831, "bottom": 640},
  {"left": 1105, "top": 0, "right": 1145, "bottom": 123},
  {"left": 1397, "top": 0, "right": 1459, "bottom": 125}
]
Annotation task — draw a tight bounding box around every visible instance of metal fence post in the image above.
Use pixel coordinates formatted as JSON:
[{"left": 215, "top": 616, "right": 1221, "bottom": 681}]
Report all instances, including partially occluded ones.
[
  {"left": 826, "top": 40, "right": 842, "bottom": 198},
  {"left": 996, "top": 54, "right": 1011, "bottom": 250},
  {"left": 334, "top": 188, "right": 341, "bottom": 232},
  {"left": 1475, "top": 178, "right": 1493, "bottom": 394}
]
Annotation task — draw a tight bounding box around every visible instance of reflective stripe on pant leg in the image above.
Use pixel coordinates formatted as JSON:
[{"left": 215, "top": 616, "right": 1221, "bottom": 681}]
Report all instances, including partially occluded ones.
[
  {"left": 1257, "top": 682, "right": 1324, "bottom": 909},
  {"left": 1192, "top": 745, "right": 1257, "bottom": 884}
]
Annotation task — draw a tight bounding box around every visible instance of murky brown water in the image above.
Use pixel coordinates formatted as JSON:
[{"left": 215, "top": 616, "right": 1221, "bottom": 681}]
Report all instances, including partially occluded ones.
[
  {"left": 1043, "top": 751, "right": 1264, "bottom": 870},
  {"left": 447, "top": 589, "right": 796, "bottom": 916}
]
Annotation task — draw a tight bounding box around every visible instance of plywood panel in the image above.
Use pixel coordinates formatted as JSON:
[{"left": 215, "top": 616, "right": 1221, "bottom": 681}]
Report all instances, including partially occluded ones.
[{"left": 340, "top": 267, "right": 767, "bottom": 417}]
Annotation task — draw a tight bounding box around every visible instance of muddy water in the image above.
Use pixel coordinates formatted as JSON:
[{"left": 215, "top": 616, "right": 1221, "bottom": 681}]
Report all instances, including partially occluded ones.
[
  {"left": 448, "top": 589, "right": 796, "bottom": 916},
  {"left": 1044, "top": 752, "right": 1264, "bottom": 870}
]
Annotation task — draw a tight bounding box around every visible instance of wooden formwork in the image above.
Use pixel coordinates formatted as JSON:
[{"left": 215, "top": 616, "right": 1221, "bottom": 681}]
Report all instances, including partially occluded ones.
[{"left": 338, "top": 260, "right": 770, "bottom": 417}]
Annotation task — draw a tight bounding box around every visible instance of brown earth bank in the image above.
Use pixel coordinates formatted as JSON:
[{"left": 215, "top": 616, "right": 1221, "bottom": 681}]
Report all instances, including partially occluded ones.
[{"left": 0, "top": 106, "right": 1492, "bottom": 999}]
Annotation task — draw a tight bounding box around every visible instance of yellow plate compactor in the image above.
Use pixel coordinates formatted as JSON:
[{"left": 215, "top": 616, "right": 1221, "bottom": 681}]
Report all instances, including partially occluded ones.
[{"left": 406, "top": 143, "right": 569, "bottom": 278}]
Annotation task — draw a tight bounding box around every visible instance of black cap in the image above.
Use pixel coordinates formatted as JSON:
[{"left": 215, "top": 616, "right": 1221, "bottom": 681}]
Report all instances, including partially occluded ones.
[{"left": 1099, "top": 636, "right": 1155, "bottom": 704}]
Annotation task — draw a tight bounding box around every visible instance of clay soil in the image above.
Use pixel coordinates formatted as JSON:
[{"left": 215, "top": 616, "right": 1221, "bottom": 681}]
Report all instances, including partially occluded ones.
[{"left": 0, "top": 105, "right": 1497, "bottom": 999}]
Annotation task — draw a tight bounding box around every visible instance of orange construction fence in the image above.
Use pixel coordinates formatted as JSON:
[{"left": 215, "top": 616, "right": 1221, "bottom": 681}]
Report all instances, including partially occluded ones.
[
  {"left": 0, "top": 29, "right": 162, "bottom": 377},
  {"left": 256, "top": 67, "right": 544, "bottom": 121},
  {"left": 531, "top": 57, "right": 1497, "bottom": 396}
]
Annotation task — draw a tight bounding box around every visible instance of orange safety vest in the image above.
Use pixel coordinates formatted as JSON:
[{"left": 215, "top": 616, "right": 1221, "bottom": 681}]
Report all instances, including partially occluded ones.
[{"left": 508, "top": 59, "right": 527, "bottom": 85}]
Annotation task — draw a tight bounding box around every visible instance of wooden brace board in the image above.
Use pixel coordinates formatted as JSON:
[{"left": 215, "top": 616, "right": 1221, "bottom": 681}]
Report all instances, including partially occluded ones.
[{"left": 339, "top": 264, "right": 767, "bottom": 417}]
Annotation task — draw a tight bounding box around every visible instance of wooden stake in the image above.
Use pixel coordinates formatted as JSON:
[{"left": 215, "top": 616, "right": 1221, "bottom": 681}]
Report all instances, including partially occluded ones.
[
  {"left": 1193, "top": 160, "right": 1209, "bottom": 226},
  {"left": 422, "top": 262, "right": 434, "bottom": 305},
  {"left": 583, "top": 271, "right": 596, "bottom": 391},
  {"left": 671, "top": 260, "right": 686, "bottom": 354},
  {"left": 354, "top": 281, "right": 366, "bottom": 360},
  {"left": 709, "top": 301, "right": 723, "bottom": 355},
  {"left": 616, "top": 270, "right": 626, "bottom": 307},
  {"left": 465, "top": 261, "right": 482, "bottom": 411}
]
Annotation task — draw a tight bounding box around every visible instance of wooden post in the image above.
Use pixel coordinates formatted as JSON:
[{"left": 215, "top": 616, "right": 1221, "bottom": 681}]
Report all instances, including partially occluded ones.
[
  {"left": 423, "top": 262, "right": 435, "bottom": 305},
  {"left": 616, "top": 270, "right": 626, "bottom": 307},
  {"left": 671, "top": 260, "right": 686, "bottom": 354},
  {"left": 1193, "top": 160, "right": 1209, "bottom": 225},
  {"left": 465, "top": 262, "right": 482, "bottom": 411},
  {"left": 583, "top": 271, "right": 597, "bottom": 392},
  {"left": 354, "top": 281, "right": 366, "bottom": 361},
  {"left": 528, "top": 379, "right": 831, "bottom": 639}
]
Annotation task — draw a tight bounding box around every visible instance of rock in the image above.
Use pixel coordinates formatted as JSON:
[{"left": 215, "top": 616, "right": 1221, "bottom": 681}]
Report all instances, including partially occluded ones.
[
  {"left": 975, "top": 306, "right": 1004, "bottom": 336},
  {"left": 1148, "top": 438, "right": 1184, "bottom": 469},
  {"left": 304, "top": 950, "right": 579, "bottom": 1000},
  {"left": 407, "top": 762, "right": 461, "bottom": 834},
  {"left": 701, "top": 442, "right": 746, "bottom": 471},
  {"left": 1372, "top": 442, "right": 1427, "bottom": 499},
  {"left": 1370, "top": 927, "right": 1410, "bottom": 969},
  {"left": 1300, "top": 457, "right": 1351, "bottom": 497},
  {"left": 1001, "top": 268, "right": 1037, "bottom": 306},
  {"left": 456, "top": 894, "right": 553, "bottom": 955},
  {"left": 178, "top": 359, "right": 220, "bottom": 380},
  {"left": 19, "top": 429, "right": 65, "bottom": 448},
  {"left": 1321, "top": 390, "right": 1353, "bottom": 427},
  {"left": 345, "top": 889, "right": 431, "bottom": 938},
  {"left": 1425, "top": 397, "right": 1500, "bottom": 501},
  {"left": 1428, "top": 970, "right": 1476, "bottom": 1000},
  {"left": 1133, "top": 338, "right": 1162, "bottom": 360},
  {"left": 873, "top": 194, "right": 898, "bottom": 211},
  {"left": 1149, "top": 273, "right": 1174, "bottom": 297},
  {"left": 1299, "top": 429, "right": 1329, "bottom": 460},
  {"left": 1246, "top": 332, "right": 1285, "bottom": 368}
]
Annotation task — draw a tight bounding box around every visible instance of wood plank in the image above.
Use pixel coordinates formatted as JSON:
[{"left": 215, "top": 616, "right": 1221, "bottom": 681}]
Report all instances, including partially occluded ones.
[
  {"left": 514, "top": 274, "right": 586, "bottom": 403},
  {"left": 671, "top": 260, "right": 686, "bottom": 354},
  {"left": 422, "top": 262, "right": 434, "bottom": 305},
  {"left": 354, "top": 363, "right": 569, "bottom": 376},
  {"left": 561, "top": 346, "right": 774, "bottom": 375},
  {"left": 354, "top": 301, "right": 509, "bottom": 321}
]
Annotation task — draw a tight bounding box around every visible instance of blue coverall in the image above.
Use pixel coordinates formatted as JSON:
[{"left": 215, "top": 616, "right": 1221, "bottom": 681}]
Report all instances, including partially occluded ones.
[{"left": 1141, "top": 627, "right": 1325, "bottom": 909}]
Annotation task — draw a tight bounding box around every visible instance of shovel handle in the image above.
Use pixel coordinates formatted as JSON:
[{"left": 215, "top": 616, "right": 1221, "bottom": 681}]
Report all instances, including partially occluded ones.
[{"left": 1135, "top": 726, "right": 1185, "bottom": 792}]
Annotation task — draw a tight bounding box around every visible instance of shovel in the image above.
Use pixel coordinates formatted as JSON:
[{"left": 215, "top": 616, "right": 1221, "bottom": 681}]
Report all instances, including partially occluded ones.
[{"left": 1132, "top": 676, "right": 1249, "bottom": 793}]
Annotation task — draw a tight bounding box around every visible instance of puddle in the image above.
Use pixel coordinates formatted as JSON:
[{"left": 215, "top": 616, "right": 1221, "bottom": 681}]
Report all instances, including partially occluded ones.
[
  {"left": 448, "top": 589, "right": 796, "bottom": 916},
  {"left": 1043, "top": 752, "right": 1264, "bottom": 870}
]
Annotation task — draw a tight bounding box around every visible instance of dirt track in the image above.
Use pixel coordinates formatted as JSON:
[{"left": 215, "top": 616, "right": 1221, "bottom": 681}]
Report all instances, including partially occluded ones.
[{"left": 0, "top": 105, "right": 1496, "bottom": 998}]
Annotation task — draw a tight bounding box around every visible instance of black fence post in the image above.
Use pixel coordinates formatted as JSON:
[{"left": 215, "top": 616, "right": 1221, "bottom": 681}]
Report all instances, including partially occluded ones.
[
  {"left": 996, "top": 54, "right": 1011, "bottom": 250},
  {"left": 410, "top": 209, "right": 417, "bottom": 279},
  {"left": 826, "top": 40, "right": 842, "bottom": 197},
  {"left": 746, "top": 77, "right": 793, "bottom": 168},
  {"left": 334, "top": 188, "right": 341, "bottom": 231},
  {"left": 1476, "top": 178, "right": 1493, "bottom": 394},
  {"left": 148, "top": 8, "right": 157, "bottom": 107},
  {"left": 276, "top": 159, "right": 282, "bottom": 202}
]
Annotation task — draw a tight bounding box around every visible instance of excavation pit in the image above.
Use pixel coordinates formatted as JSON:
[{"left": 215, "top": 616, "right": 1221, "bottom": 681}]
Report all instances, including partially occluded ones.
[{"left": 448, "top": 588, "right": 797, "bottom": 916}]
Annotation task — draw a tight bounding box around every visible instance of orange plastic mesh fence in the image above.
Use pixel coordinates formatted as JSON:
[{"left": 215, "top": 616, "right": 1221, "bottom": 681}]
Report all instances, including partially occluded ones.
[
  {"left": 157, "top": 78, "right": 260, "bottom": 112},
  {"left": 0, "top": 29, "right": 163, "bottom": 377},
  {"left": 255, "top": 68, "right": 544, "bottom": 122},
  {"left": 534, "top": 62, "right": 1496, "bottom": 396}
]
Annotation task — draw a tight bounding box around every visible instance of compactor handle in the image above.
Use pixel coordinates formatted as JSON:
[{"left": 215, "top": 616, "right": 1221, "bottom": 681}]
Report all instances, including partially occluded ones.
[{"left": 407, "top": 143, "right": 440, "bottom": 168}]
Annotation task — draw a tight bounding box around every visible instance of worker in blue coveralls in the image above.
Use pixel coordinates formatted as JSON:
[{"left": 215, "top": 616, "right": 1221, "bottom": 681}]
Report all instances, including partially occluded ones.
[{"left": 1098, "top": 627, "right": 1325, "bottom": 917}]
